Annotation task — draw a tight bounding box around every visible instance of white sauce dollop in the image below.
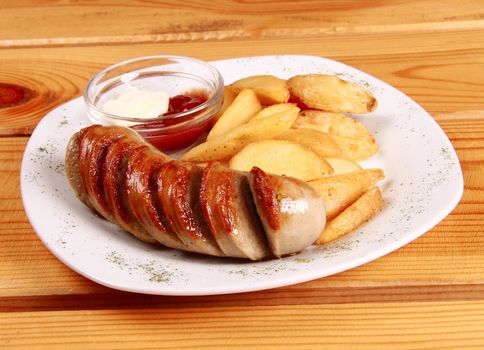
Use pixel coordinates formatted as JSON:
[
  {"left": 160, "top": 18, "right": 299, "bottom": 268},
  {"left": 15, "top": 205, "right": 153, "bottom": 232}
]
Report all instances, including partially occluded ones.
[{"left": 102, "top": 89, "right": 169, "bottom": 120}]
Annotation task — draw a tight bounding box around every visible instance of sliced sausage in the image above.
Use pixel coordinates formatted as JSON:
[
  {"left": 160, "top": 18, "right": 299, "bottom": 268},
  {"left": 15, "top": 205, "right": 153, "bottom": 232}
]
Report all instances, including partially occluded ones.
[
  {"left": 101, "top": 129, "right": 157, "bottom": 243},
  {"left": 248, "top": 167, "right": 326, "bottom": 257},
  {"left": 124, "top": 146, "right": 186, "bottom": 250},
  {"left": 157, "top": 160, "right": 224, "bottom": 257},
  {"left": 66, "top": 125, "right": 327, "bottom": 258},
  {"left": 200, "top": 162, "right": 270, "bottom": 260}
]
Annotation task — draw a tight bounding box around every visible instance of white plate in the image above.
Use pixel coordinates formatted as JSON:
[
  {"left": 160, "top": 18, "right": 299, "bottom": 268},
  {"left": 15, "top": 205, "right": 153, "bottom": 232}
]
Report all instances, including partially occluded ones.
[{"left": 21, "top": 55, "right": 463, "bottom": 295}]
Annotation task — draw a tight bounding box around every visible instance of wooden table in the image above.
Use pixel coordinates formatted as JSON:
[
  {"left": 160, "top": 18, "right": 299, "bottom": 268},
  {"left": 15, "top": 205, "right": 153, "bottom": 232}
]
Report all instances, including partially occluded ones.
[{"left": 1, "top": 1, "right": 483, "bottom": 349}]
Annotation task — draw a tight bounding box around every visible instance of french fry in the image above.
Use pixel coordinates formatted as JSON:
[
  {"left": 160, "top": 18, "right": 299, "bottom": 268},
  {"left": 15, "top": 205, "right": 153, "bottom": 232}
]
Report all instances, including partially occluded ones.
[
  {"left": 292, "top": 110, "right": 377, "bottom": 160},
  {"left": 213, "top": 87, "right": 237, "bottom": 122},
  {"left": 181, "top": 106, "right": 299, "bottom": 162},
  {"left": 276, "top": 128, "right": 342, "bottom": 158},
  {"left": 207, "top": 89, "right": 262, "bottom": 140},
  {"left": 316, "top": 186, "right": 382, "bottom": 244},
  {"left": 229, "top": 139, "right": 333, "bottom": 181},
  {"left": 324, "top": 157, "right": 362, "bottom": 175},
  {"left": 287, "top": 74, "right": 377, "bottom": 113},
  {"left": 230, "top": 75, "right": 290, "bottom": 105},
  {"left": 308, "top": 169, "right": 384, "bottom": 220}
]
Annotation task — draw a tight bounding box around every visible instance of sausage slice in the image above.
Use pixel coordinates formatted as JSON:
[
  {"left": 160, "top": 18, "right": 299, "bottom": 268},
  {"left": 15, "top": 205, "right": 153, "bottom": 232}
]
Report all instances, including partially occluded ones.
[
  {"left": 200, "top": 162, "right": 270, "bottom": 260},
  {"left": 248, "top": 167, "right": 326, "bottom": 257},
  {"left": 157, "top": 161, "right": 224, "bottom": 257}
]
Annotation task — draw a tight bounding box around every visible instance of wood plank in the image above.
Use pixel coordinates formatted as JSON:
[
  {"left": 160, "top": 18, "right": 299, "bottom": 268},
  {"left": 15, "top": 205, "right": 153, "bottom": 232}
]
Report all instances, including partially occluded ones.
[
  {"left": 1, "top": 110, "right": 482, "bottom": 298},
  {"left": 1, "top": 2, "right": 482, "bottom": 348},
  {"left": 0, "top": 137, "right": 107, "bottom": 296},
  {"left": 1, "top": 29, "right": 484, "bottom": 135},
  {"left": 1, "top": 284, "right": 484, "bottom": 312},
  {"left": 1, "top": 0, "right": 483, "bottom": 47},
  {"left": 1, "top": 301, "right": 484, "bottom": 349}
]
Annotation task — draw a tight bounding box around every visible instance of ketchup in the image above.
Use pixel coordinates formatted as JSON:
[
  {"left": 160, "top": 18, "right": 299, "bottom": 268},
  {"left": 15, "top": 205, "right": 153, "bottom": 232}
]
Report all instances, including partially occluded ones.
[
  {"left": 166, "top": 94, "right": 207, "bottom": 116},
  {"left": 132, "top": 92, "right": 212, "bottom": 152}
]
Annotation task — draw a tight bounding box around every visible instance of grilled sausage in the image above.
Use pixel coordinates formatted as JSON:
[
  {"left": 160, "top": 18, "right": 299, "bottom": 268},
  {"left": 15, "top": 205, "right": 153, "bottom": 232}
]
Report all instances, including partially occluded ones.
[{"left": 65, "top": 125, "right": 326, "bottom": 259}]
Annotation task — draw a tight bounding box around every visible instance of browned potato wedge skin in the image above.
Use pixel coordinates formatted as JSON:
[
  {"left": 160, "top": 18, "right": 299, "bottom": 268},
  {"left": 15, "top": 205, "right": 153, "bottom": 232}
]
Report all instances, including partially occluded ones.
[
  {"left": 292, "top": 110, "right": 378, "bottom": 161},
  {"left": 317, "top": 186, "right": 382, "bottom": 244},
  {"left": 276, "top": 128, "right": 342, "bottom": 158},
  {"left": 308, "top": 169, "right": 384, "bottom": 220},
  {"left": 287, "top": 74, "right": 377, "bottom": 113},
  {"left": 229, "top": 139, "right": 333, "bottom": 181},
  {"left": 231, "top": 75, "right": 290, "bottom": 105},
  {"left": 207, "top": 89, "right": 262, "bottom": 140}
]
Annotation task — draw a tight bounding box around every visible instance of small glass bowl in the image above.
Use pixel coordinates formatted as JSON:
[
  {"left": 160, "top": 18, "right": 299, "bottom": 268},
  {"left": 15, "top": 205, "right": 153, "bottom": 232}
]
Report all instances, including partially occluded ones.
[{"left": 84, "top": 55, "right": 224, "bottom": 152}]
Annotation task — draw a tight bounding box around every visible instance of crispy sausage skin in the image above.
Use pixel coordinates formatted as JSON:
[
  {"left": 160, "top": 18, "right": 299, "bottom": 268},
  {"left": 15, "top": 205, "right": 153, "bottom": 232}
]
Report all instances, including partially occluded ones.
[
  {"left": 157, "top": 160, "right": 224, "bottom": 256},
  {"left": 200, "top": 162, "right": 270, "bottom": 260},
  {"left": 65, "top": 125, "right": 326, "bottom": 259}
]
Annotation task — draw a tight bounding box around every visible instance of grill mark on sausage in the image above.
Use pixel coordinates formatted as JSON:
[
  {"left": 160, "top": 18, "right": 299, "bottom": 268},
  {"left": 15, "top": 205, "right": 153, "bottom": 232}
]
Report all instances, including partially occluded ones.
[
  {"left": 200, "top": 162, "right": 237, "bottom": 238},
  {"left": 157, "top": 160, "right": 223, "bottom": 256},
  {"left": 249, "top": 167, "right": 281, "bottom": 231},
  {"left": 125, "top": 146, "right": 184, "bottom": 248},
  {"left": 79, "top": 126, "right": 123, "bottom": 217},
  {"left": 103, "top": 138, "right": 142, "bottom": 223}
]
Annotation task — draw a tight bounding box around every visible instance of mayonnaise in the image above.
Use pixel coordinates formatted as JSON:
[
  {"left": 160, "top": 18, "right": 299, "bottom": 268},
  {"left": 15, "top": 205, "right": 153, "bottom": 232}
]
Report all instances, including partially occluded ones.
[{"left": 102, "top": 89, "right": 169, "bottom": 120}]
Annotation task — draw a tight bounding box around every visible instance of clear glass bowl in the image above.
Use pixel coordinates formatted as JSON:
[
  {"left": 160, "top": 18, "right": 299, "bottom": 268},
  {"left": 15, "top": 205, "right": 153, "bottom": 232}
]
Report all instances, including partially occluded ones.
[{"left": 84, "top": 55, "right": 224, "bottom": 152}]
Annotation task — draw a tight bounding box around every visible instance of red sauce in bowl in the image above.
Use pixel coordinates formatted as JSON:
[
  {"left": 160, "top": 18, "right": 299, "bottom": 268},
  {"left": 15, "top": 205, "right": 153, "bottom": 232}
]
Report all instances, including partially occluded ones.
[
  {"left": 166, "top": 94, "right": 207, "bottom": 116},
  {"left": 131, "top": 92, "right": 213, "bottom": 152}
]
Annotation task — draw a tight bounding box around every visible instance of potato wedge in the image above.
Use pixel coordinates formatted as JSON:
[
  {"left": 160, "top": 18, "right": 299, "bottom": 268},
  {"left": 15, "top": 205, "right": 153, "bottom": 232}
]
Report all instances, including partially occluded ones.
[
  {"left": 213, "top": 87, "right": 237, "bottom": 122},
  {"left": 181, "top": 106, "right": 299, "bottom": 161},
  {"left": 308, "top": 169, "right": 384, "bottom": 220},
  {"left": 316, "top": 186, "right": 382, "bottom": 244},
  {"left": 276, "top": 129, "right": 342, "bottom": 158},
  {"left": 291, "top": 110, "right": 332, "bottom": 134},
  {"left": 231, "top": 75, "right": 289, "bottom": 105},
  {"left": 294, "top": 110, "right": 374, "bottom": 140},
  {"left": 292, "top": 110, "right": 377, "bottom": 160},
  {"left": 324, "top": 157, "right": 362, "bottom": 175},
  {"left": 329, "top": 135, "right": 377, "bottom": 161},
  {"left": 229, "top": 139, "right": 333, "bottom": 181},
  {"left": 207, "top": 89, "right": 262, "bottom": 140},
  {"left": 287, "top": 74, "right": 377, "bottom": 113},
  {"left": 250, "top": 103, "right": 298, "bottom": 122}
]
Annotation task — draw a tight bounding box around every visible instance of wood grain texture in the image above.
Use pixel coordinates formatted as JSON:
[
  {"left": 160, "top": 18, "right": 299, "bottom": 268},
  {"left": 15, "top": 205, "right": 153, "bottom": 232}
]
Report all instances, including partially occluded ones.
[
  {"left": 1, "top": 110, "right": 482, "bottom": 299},
  {"left": 1, "top": 29, "right": 483, "bottom": 135},
  {"left": 1, "top": 2, "right": 484, "bottom": 348},
  {"left": 1, "top": 302, "right": 484, "bottom": 349},
  {"left": 1, "top": 0, "right": 484, "bottom": 47},
  {"left": 1, "top": 284, "right": 484, "bottom": 313}
]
